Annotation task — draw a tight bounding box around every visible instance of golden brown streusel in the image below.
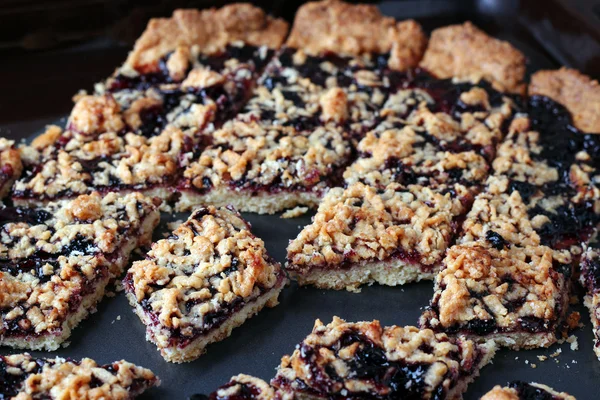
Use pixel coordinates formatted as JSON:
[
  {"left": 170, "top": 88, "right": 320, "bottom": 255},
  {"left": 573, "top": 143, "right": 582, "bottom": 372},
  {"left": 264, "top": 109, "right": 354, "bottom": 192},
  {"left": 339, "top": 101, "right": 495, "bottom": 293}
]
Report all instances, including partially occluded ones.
[
  {"left": 0, "top": 138, "right": 23, "bottom": 198},
  {"left": 481, "top": 382, "right": 575, "bottom": 400}
]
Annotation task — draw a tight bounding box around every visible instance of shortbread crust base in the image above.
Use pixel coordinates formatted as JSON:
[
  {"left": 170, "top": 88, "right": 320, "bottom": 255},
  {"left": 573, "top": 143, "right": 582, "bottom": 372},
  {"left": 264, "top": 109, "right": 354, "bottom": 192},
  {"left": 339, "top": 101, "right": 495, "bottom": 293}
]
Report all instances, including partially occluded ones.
[
  {"left": 128, "top": 278, "right": 287, "bottom": 363},
  {"left": 176, "top": 188, "right": 323, "bottom": 214},
  {"left": 287, "top": 259, "right": 437, "bottom": 292},
  {"left": 0, "top": 211, "right": 159, "bottom": 351}
]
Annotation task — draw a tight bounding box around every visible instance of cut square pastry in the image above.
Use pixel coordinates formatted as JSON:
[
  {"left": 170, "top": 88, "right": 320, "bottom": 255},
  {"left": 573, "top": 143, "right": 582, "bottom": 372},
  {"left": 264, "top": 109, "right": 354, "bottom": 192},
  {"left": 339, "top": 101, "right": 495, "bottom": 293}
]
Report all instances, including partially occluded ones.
[
  {"left": 481, "top": 382, "right": 575, "bottom": 400},
  {"left": 176, "top": 121, "right": 352, "bottom": 214},
  {"left": 286, "top": 182, "right": 468, "bottom": 291},
  {"left": 271, "top": 317, "right": 497, "bottom": 400},
  {"left": 0, "top": 192, "right": 160, "bottom": 350},
  {"left": 419, "top": 243, "right": 571, "bottom": 349},
  {"left": 124, "top": 205, "right": 287, "bottom": 363},
  {"left": 0, "top": 353, "right": 159, "bottom": 399}
]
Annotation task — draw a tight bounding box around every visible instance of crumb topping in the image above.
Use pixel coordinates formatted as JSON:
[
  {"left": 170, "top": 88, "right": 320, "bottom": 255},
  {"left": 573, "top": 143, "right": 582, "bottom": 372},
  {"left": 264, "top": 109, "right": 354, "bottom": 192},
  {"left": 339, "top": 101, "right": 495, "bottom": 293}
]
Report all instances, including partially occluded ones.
[
  {"left": 209, "top": 374, "right": 275, "bottom": 400},
  {"left": 420, "top": 243, "right": 568, "bottom": 334},
  {"left": 0, "top": 353, "right": 158, "bottom": 399},
  {"left": 182, "top": 121, "right": 350, "bottom": 194},
  {"left": 0, "top": 138, "right": 23, "bottom": 198},
  {"left": 272, "top": 317, "right": 495, "bottom": 399},
  {"left": 286, "top": 182, "right": 466, "bottom": 271},
  {"left": 68, "top": 95, "right": 125, "bottom": 136},
  {"left": 125, "top": 206, "right": 284, "bottom": 342}
]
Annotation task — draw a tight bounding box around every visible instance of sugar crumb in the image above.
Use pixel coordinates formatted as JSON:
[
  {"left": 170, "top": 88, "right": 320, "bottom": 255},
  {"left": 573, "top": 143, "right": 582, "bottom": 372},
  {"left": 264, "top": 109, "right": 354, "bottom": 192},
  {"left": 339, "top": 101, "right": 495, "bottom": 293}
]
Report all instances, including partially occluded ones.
[{"left": 281, "top": 206, "right": 309, "bottom": 219}]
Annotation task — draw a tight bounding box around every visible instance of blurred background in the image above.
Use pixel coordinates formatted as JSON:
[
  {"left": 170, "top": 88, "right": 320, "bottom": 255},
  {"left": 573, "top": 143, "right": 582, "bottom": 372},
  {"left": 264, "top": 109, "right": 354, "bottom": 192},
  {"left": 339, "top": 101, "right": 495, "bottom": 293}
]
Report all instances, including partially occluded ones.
[{"left": 0, "top": 0, "right": 598, "bottom": 139}]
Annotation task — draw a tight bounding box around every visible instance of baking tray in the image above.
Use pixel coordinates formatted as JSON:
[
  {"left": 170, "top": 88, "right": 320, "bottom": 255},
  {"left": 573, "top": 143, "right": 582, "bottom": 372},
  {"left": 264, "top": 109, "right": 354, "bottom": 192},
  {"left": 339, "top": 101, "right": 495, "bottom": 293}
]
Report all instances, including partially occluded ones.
[{"left": 1, "top": 1, "right": 600, "bottom": 399}]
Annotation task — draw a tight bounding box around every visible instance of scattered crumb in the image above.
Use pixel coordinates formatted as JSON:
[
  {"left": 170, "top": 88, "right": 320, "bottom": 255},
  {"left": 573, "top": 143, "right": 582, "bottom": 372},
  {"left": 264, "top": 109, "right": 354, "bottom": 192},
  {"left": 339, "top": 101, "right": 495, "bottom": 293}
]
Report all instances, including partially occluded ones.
[
  {"left": 114, "top": 281, "right": 124, "bottom": 293},
  {"left": 281, "top": 206, "right": 309, "bottom": 219},
  {"left": 566, "top": 311, "right": 581, "bottom": 330},
  {"left": 105, "top": 290, "right": 116, "bottom": 298},
  {"left": 61, "top": 341, "right": 71, "bottom": 348},
  {"left": 167, "top": 220, "right": 185, "bottom": 231},
  {"left": 525, "top": 360, "right": 529, "bottom": 364},
  {"left": 530, "top": 363, "right": 537, "bottom": 369},
  {"left": 537, "top": 355, "right": 547, "bottom": 362},
  {"left": 116, "top": 315, "right": 121, "bottom": 321},
  {"left": 567, "top": 335, "right": 579, "bottom": 351},
  {"left": 158, "top": 202, "right": 173, "bottom": 213},
  {"left": 550, "top": 349, "right": 562, "bottom": 358},
  {"left": 515, "top": 356, "right": 519, "bottom": 360},
  {"left": 570, "top": 295, "right": 579, "bottom": 305}
]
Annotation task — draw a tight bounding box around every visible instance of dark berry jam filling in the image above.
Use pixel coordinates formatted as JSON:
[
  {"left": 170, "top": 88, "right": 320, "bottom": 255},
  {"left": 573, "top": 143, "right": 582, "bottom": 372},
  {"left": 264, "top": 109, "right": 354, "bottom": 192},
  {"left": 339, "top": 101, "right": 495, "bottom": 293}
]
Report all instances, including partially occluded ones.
[
  {"left": 0, "top": 357, "right": 44, "bottom": 397},
  {"left": 581, "top": 250, "right": 600, "bottom": 294},
  {"left": 508, "top": 381, "right": 561, "bottom": 400},
  {"left": 274, "top": 329, "right": 465, "bottom": 400}
]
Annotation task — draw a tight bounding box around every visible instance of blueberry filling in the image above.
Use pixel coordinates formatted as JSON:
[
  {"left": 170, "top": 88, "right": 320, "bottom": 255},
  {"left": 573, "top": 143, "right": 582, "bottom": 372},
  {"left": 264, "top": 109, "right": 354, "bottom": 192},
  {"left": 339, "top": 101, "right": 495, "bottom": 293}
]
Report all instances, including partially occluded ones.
[
  {"left": 508, "top": 381, "right": 560, "bottom": 400},
  {"left": 486, "top": 230, "right": 508, "bottom": 250}
]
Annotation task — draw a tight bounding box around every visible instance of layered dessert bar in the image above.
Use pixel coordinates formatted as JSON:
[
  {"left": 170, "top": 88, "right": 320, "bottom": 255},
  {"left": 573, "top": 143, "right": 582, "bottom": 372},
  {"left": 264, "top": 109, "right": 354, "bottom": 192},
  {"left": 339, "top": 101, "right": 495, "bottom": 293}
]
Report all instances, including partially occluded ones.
[
  {"left": 286, "top": 182, "right": 468, "bottom": 291},
  {"left": 176, "top": 0, "right": 428, "bottom": 213},
  {"left": 0, "top": 353, "right": 159, "bottom": 399},
  {"left": 124, "top": 205, "right": 287, "bottom": 362},
  {"left": 190, "top": 375, "right": 277, "bottom": 400},
  {"left": 481, "top": 382, "right": 575, "bottom": 400},
  {"left": 0, "top": 138, "right": 22, "bottom": 199},
  {"left": 12, "top": 4, "right": 289, "bottom": 206},
  {"left": 0, "top": 192, "right": 159, "bottom": 350},
  {"left": 271, "top": 317, "right": 496, "bottom": 400}
]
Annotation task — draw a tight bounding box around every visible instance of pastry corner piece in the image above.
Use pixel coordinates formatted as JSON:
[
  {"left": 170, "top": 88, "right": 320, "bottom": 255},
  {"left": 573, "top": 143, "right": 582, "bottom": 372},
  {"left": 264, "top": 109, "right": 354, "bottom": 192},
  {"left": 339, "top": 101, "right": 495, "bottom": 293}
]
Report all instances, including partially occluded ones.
[
  {"left": 0, "top": 353, "right": 159, "bottom": 399},
  {"left": 271, "top": 317, "right": 496, "bottom": 400},
  {"left": 481, "top": 382, "right": 575, "bottom": 400},
  {"left": 123, "top": 3, "right": 288, "bottom": 73},
  {"left": 287, "top": 0, "right": 427, "bottom": 70},
  {"left": 529, "top": 67, "right": 600, "bottom": 133},
  {"left": 286, "top": 182, "right": 466, "bottom": 291},
  {"left": 124, "top": 205, "right": 287, "bottom": 363},
  {"left": 419, "top": 243, "right": 571, "bottom": 350},
  {"left": 190, "top": 374, "right": 277, "bottom": 400},
  {"left": 0, "top": 192, "right": 160, "bottom": 351},
  {"left": 420, "top": 21, "right": 526, "bottom": 93}
]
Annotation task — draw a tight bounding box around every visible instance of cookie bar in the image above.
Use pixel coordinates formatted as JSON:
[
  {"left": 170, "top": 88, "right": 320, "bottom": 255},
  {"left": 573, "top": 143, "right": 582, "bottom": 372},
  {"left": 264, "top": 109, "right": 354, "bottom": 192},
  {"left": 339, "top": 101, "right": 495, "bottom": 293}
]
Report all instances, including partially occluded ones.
[
  {"left": 286, "top": 182, "right": 468, "bottom": 291},
  {"left": 0, "top": 353, "right": 159, "bottom": 399},
  {"left": 13, "top": 122, "right": 193, "bottom": 206},
  {"left": 190, "top": 375, "right": 277, "bottom": 400},
  {"left": 419, "top": 243, "right": 571, "bottom": 349},
  {"left": 0, "top": 138, "right": 22, "bottom": 199},
  {"left": 580, "top": 241, "right": 600, "bottom": 360},
  {"left": 420, "top": 22, "right": 526, "bottom": 93},
  {"left": 271, "top": 317, "right": 496, "bottom": 400},
  {"left": 124, "top": 205, "right": 287, "bottom": 363},
  {"left": 0, "top": 192, "right": 160, "bottom": 350},
  {"left": 481, "top": 382, "right": 575, "bottom": 400},
  {"left": 176, "top": 121, "right": 351, "bottom": 214},
  {"left": 287, "top": 0, "right": 427, "bottom": 70}
]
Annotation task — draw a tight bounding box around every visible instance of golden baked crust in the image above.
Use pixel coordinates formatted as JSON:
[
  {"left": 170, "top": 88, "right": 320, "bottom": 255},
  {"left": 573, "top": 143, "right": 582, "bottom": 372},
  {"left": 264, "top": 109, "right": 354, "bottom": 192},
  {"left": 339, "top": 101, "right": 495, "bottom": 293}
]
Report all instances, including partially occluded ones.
[
  {"left": 481, "top": 382, "right": 576, "bottom": 400},
  {"left": 581, "top": 243, "right": 600, "bottom": 360},
  {"left": 287, "top": 0, "right": 427, "bottom": 70},
  {"left": 420, "top": 22, "right": 526, "bottom": 93},
  {"left": 0, "top": 353, "right": 158, "bottom": 399},
  {"left": 0, "top": 192, "right": 159, "bottom": 350},
  {"left": 272, "top": 317, "right": 496, "bottom": 399},
  {"left": 419, "top": 243, "right": 570, "bottom": 349},
  {"left": 286, "top": 182, "right": 468, "bottom": 279},
  {"left": 529, "top": 68, "right": 600, "bottom": 133},
  {"left": 124, "top": 205, "right": 286, "bottom": 362},
  {"left": 124, "top": 4, "right": 288, "bottom": 73}
]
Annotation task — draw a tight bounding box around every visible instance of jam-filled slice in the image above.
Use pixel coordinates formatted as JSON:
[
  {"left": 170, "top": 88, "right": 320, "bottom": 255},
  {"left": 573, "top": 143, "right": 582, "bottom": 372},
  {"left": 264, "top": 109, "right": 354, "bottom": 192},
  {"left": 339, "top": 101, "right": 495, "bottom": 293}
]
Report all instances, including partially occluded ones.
[
  {"left": 189, "top": 375, "right": 277, "bottom": 400},
  {"left": 286, "top": 182, "right": 468, "bottom": 291},
  {"left": 0, "top": 353, "right": 159, "bottom": 399},
  {"left": 124, "top": 205, "right": 287, "bottom": 363},
  {"left": 271, "top": 317, "right": 496, "bottom": 400},
  {"left": 0, "top": 192, "right": 160, "bottom": 351}
]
